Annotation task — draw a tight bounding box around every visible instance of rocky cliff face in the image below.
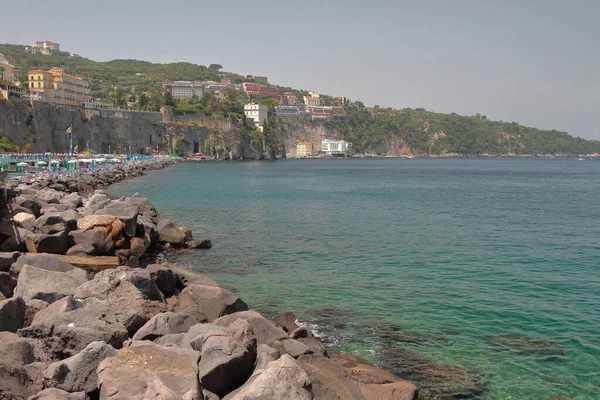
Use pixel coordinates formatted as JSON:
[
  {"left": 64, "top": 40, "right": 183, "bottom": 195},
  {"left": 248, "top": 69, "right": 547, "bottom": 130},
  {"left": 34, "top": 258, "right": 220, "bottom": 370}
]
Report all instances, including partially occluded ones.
[{"left": 2, "top": 99, "right": 397, "bottom": 158}]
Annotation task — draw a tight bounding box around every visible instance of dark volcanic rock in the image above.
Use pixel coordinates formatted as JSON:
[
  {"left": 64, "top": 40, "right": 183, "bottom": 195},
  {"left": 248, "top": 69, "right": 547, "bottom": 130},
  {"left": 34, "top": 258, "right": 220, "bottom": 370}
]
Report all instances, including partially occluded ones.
[
  {"left": 0, "top": 296, "right": 26, "bottom": 332},
  {"left": 97, "top": 342, "right": 201, "bottom": 399},
  {"left": 0, "top": 332, "right": 44, "bottom": 399},
  {"left": 18, "top": 303, "right": 129, "bottom": 357},
  {"left": 223, "top": 354, "right": 313, "bottom": 400},
  {"left": 157, "top": 218, "right": 186, "bottom": 247},
  {"left": 25, "top": 231, "right": 69, "bottom": 254},
  {"left": 132, "top": 311, "right": 201, "bottom": 341},
  {"left": 71, "top": 229, "right": 114, "bottom": 256},
  {"left": 0, "top": 251, "right": 20, "bottom": 272},
  {"left": 43, "top": 341, "right": 117, "bottom": 394},
  {"left": 485, "top": 333, "right": 564, "bottom": 357},
  {"left": 379, "top": 346, "right": 482, "bottom": 399},
  {"left": 94, "top": 201, "right": 139, "bottom": 238},
  {"left": 74, "top": 267, "right": 167, "bottom": 335},
  {"left": 0, "top": 271, "right": 17, "bottom": 298},
  {"left": 146, "top": 264, "right": 177, "bottom": 297},
  {"left": 11, "top": 253, "right": 77, "bottom": 276},
  {"left": 197, "top": 319, "right": 258, "bottom": 398},
  {"left": 16, "top": 265, "right": 85, "bottom": 303},
  {"left": 213, "top": 310, "right": 289, "bottom": 346},
  {"left": 176, "top": 284, "right": 248, "bottom": 322}
]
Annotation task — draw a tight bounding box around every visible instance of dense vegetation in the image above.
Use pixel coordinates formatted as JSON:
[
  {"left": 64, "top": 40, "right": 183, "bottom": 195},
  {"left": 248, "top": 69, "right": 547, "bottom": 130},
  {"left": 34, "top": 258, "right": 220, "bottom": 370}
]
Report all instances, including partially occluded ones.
[
  {"left": 325, "top": 106, "right": 600, "bottom": 155},
  {"left": 0, "top": 44, "right": 245, "bottom": 98},
  {"left": 2, "top": 43, "right": 599, "bottom": 155}
]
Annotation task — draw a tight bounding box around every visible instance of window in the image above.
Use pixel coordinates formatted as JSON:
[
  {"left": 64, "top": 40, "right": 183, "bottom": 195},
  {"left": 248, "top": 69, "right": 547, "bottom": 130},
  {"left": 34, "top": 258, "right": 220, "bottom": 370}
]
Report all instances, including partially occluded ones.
[
  {"left": 30, "top": 76, "right": 34, "bottom": 80},
  {"left": 37, "top": 82, "right": 40, "bottom": 88}
]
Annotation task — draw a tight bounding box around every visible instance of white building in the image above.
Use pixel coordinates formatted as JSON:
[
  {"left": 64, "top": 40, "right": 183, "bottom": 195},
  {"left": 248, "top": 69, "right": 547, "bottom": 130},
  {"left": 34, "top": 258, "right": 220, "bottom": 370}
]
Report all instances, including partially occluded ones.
[
  {"left": 275, "top": 105, "right": 301, "bottom": 119},
  {"left": 244, "top": 103, "right": 268, "bottom": 126},
  {"left": 166, "top": 81, "right": 204, "bottom": 100},
  {"left": 321, "top": 139, "right": 352, "bottom": 155}
]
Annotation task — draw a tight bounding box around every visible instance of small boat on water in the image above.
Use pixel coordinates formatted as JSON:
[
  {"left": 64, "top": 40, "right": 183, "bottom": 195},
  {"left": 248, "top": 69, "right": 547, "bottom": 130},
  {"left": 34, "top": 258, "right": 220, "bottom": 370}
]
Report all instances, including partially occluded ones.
[{"left": 577, "top": 156, "right": 585, "bottom": 161}]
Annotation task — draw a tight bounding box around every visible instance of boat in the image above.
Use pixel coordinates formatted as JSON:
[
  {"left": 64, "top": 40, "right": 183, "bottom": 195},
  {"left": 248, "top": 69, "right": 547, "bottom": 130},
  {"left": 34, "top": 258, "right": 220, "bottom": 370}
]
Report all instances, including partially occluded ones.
[{"left": 577, "top": 156, "right": 585, "bottom": 161}]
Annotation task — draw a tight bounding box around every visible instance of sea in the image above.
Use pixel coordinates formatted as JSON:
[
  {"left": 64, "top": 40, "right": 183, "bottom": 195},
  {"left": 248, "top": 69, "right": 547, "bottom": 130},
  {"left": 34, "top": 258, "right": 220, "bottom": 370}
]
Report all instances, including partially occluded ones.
[{"left": 108, "top": 158, "right": 600, "bottom": 400}]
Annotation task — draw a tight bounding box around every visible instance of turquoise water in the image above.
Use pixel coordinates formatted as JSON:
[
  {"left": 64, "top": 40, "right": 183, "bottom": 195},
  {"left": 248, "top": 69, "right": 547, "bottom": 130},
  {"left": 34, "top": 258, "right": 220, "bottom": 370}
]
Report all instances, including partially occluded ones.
[{"left": 109, "top": 158, "right": 600, "bottom": 399}]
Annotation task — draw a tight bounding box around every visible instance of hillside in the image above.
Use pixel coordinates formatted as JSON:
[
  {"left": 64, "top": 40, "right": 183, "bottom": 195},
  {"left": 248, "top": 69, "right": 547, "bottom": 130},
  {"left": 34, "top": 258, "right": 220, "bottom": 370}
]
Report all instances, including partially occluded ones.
[
  {"left": 0, "top": 44, "right": 245, "bottom": 97},
  {"left": 2, "top": 42, "right": 599, "bottom": 156},
  {"left": 324, "top": 106, "right": 600, "bottom": 155}
]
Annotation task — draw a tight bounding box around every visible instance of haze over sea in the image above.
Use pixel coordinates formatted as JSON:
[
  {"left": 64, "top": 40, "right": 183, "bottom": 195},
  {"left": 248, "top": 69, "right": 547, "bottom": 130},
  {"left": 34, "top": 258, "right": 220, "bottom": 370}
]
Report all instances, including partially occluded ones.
[{"left": 109, "top": 158, "right": 600, "bottom": 399}]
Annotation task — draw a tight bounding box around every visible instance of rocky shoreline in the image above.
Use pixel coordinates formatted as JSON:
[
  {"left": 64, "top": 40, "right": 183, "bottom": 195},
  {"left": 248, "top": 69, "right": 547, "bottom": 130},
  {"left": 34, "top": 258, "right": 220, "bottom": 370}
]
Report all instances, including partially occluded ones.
[{"left": 0, "top": 158, "right": 420, "bottom": 400}]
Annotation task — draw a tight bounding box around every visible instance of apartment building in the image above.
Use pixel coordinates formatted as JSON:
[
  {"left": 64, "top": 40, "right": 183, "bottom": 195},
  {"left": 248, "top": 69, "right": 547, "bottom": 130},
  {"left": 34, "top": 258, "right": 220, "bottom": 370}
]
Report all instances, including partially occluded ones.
[{"left": 28, "top": 67, "right": 90, "bottom": 106}]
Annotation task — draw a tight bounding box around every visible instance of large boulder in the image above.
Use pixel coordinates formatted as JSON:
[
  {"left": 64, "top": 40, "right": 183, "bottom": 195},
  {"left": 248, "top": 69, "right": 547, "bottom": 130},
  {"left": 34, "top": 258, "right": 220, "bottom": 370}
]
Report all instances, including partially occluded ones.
[
  {"left": 146, "top": 264, "right": 177, "bottom": 297},
  {"left": 23, "top": 299, "right": 49, "bottom": 328},
  {"left": 132, "top": 311, "right": 201, "bottom": 341},
  {"left": 25, "top": 231, "right": 69, "bottom": 254},
  {"left": 28, "top": 388, "right": 89, "bottom": 400},
  {"left": 0, "top": 332, "right": 43, "bottom": 400},
  {"left": 82, "top": 192, "right": 112, "bottom": 215},
  {"left": 74, "top": 267, "right": 167, "bottom": 335},
  {"left": 11, "top": 253, "right": 77, "bottom": 276},
  {"left": 0, "top": 296, "right": 26, "bottom": 332},
  {"left": 76, "top": 215, "right": 125, "bottom": 248},
  {"left": 94, "top": 202, "right": 139, "bottom": 238},
  {"left": 62, "top": 193, "right": 84, "bottom": 208},
  {"left": 358, "top": 382, "right": 418, "bottom": 400},
  {"left": 18, "top": 303, "right": 129, "bottom": 357},
  {"left": 0, "top": 251, "right": 20, "bottom": 272},
  {"left": 11, "top": 212, "right": 36, "bottom": 230},
  {"left": 0, "top": 271, "right": 16, "bottom": 298},
  {"left": 330, "top": 352, "right": 406, "bottom": 385},
  {"left": 297, "top": 354, "right": 365, "bottom": 400},
  {"left": 13, "top": 197, "right": 42, "bottom": 217},
  {"left": 273, "top": 339, "right": 314, "bottom": 358},
  {"left": 213, "top": 310, "right": 288, "bottom": 345},
  {"left": 137, "top": 215, "right": 158, "bottom": 249},
  {"left": 71, "top": 229, "right": 115, "bottom": 255},
  {"left": 154, "top": 322, "right": 225, "bottom": 349},
  {"left": 97, "top": 342, "right": 201, "bottom": 400},
  {"left": 197, "top": 319, "right": 257, "bottom": 398},
  {"left": 31, "top": 296, "right": 82, "bottom": 326},
  {"left": 161, "top": 262, "right": 219, "bottom": 288},
  {"left": 16, "top": 265, "right": 86, "bottom": 303},
  {"left": 34, "top": 213, "right": 68, "bottom": 234},
  {"left": 44, "top": 341, "right": 117, "bottom": 394},
  {"left": 0, "top": 222, "right": 31, "bottom": 252},
  {"left": 157, "top": 218, "right": 186, "bottom": 247},
  {"left": 176, "top": 284, "right": 248, "bottom": 322},
  {"left": 223, "top": 354, "right": 313, "bottom": 400}
]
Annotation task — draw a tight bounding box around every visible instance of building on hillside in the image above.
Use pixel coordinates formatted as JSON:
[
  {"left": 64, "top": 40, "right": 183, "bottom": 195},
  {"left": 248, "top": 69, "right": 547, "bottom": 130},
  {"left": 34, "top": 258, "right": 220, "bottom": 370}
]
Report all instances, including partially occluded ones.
[
  {"left": 242, "top": 82, "right": 260, "bottom": 95},
  {"left": 81, "top": 100, "right": 116, "bottom": 119},
  {"left": 296, "top": 141, "right": 313, "bottom": 157},
  {"left": 331, "top": 106, "right": 345, "bottom": 115},
  {"left": 28, "top": 67, "right": 90, "bottom": 106},
  {"left": 203, "top": 81, "right": 228, "bottom": 93},
  {"left": 275, "top": 105, "right": 301, "bottom": 119},
  {"left": 321, "top": 139, "right": 352, "bottom": 155},
  {"left": 283, "top": 92, "right": 299, "bottom": 106},
  {"left": 244, "top": 103, "right": 268, "bottom": 128},
  {"left": 0, "top": 54, "right": 18, "bottom": 83},
  {"left": 165, "top": 81, "right": 204, "bottom": 100},
  {"left": 303, "top": 94, "right": 322, "bottom": 108},
  {"left": 247, "top": 75, "right": 268, "bottom": 84},
  {"left": 34, "top": 40, "right": 60, "bottom": 50},
  {"left": 25, "top": 41, "right": 61, "bottom": 55}
]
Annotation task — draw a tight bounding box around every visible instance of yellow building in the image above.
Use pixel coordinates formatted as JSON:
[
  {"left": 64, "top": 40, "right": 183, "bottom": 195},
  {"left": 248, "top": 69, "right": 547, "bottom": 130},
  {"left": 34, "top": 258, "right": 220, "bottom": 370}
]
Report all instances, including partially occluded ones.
[
  {"left": 28, "top": 67, "right": 90, "bottom": 105},
  {"left": 296, "top": 141, "right": 313, "bottom": 157}
]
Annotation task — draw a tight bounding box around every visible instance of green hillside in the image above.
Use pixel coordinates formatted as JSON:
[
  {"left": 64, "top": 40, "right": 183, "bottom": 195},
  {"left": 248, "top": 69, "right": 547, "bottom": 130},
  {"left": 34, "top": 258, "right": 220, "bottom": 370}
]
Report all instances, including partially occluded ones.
[
  {"left": 0, "top": 44, "right": 245, "bottom": 97},
  {"left": 325, "top": 106, "right": 600, "bottom": 155}
]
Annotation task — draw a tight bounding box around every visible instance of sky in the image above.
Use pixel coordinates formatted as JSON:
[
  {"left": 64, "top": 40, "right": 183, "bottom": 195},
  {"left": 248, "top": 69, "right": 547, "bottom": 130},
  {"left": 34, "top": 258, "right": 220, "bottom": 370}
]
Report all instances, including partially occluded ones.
[{"left": 2, "top": 0, "right": 599, "bottom": 139}]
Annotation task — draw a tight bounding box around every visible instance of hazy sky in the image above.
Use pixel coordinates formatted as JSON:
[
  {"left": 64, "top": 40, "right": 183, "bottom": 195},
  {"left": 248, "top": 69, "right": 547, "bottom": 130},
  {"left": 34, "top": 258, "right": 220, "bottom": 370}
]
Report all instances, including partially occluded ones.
[{"left": 2, "top": 0, "right": 599, "bottom": 139}]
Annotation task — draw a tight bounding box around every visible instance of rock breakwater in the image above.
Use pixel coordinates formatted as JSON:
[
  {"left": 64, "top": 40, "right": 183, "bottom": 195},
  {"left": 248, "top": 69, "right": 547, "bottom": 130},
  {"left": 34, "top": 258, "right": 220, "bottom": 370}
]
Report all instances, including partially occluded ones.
[{"left": 0, "top": 159, "right": 419, "bottom": 400}]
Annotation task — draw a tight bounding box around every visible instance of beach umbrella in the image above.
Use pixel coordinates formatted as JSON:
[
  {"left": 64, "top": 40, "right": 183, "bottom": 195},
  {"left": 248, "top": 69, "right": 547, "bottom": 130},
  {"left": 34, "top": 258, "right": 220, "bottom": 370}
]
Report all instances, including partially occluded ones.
[
  {"left": 49, "top": 160, "right": 60, "bottom": 165},
  {"left": 36, "top": 161, "right": 47, "bottom": 166},
  {"left": 16, "top": 162, "right": 28, "bottom": 167},
  {"left": 67, "top": 160, "right": 78, "bottom": 164}
]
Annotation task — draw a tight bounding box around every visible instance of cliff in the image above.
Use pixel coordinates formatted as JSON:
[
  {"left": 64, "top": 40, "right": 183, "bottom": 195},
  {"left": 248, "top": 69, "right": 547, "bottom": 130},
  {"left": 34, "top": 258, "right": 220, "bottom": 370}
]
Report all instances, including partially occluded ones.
[{"left": 0, "top": 99, "right": 345, "bottom": 159}]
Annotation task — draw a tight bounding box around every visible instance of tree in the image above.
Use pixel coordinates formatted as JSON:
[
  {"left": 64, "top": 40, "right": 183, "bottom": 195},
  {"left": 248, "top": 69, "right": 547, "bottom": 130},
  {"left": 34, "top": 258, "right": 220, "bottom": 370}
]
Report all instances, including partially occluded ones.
[
  {"left": 209, "top": 64, "right": 223, "bottom": 71},
  {"left": 138, "top": 92, "right": 148, "bottom": 109},
  {"left": 173, "top": 139, "right": 185, "bottom": 156},
  {"left": 18, "top": 75, "right": 29, "bottom": 91},
  {"left": 163, "top": 90, "right": 175, "bottom": 107},
  {"left": 148, "top": 89, "right": 163, "bottom": 111}
]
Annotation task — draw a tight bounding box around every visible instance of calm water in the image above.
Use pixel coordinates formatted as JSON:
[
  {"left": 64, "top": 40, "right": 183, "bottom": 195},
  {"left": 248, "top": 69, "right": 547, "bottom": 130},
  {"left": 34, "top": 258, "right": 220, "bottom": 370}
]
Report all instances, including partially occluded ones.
[{"left": 109, "top": 158, "right": 600, "bottom": 399}]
